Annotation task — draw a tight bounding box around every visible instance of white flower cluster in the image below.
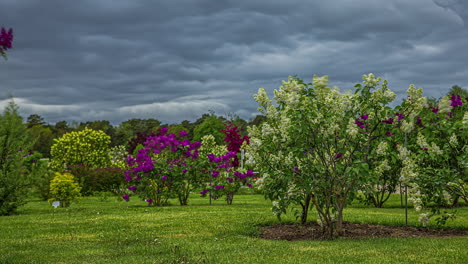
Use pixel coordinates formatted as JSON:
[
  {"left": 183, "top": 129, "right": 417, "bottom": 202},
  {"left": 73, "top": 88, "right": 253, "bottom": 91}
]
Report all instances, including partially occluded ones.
[
  {"left": 323, "top": 122, "right": 340, "bottom": 137},
  {"left": 273, "top": 77, "right": 305, "bottom": 108},
  {"left": 255, "top": 174, "right": 268, "bottom": 190},
  {"left": 278, "top": 114, "right": 291, "bottom": 141},
  {"left": 416, "top": 133, "right": 443, "bottom": 154},
  {"left": 285, "top": 152, "right": 294, "bottom": 166},
  {"left": 362, "top": 73, "right": 381, "bottom": 87},
  {"left": 253, "top": 88, "right": 272, "bottom": 113},
  {"left": 397, "top": 145, "right": 411, "bottom": 160},
  {"left": 400, "top": 158, "right": 418, "bottom": 185},
  {"left": 313, "top": 74, "right": 329, "bottom": 90},
  {"left": 376, "top": 141, "right": 388, "bottom": 156},
  {"left": 429, "top": 143, "right": 443, "bottom": 155},
  {"left": 463, "top": 111, "right": 468, "bottom": 125},
  {"left": 401, "top": 120, "right": 414, "bottom": 133},
  {"left": 249, "top": 137, "right": 262, "bottom": 150},
  {"left": 346, "top": 118, "right": 359, "bottom": 137},
  {"left": 371, "top": 88, "right": 396, "bottom": 103},
  {"left": 409, "top": 196, "right": 423, "bottom": 212},
  {"left": 438, "top": 96, "right": 453, "bottom": 115},
  {"left": 404, "top": 85, "right": 427, "bottom": 118},
  {"left": 418, "top": 213, "right": 430, "bottom": 227},
  {"left": 261, "top": 123, "right": 274, "bottom": 136},
  {"left": 336, "top": 93, "right": 355, "bottom": 112},
  {"left": 416, "top": 133, "right": 430, "bottom": 150},
  {"left": 374, "top": 159, "right": 390, "bottom": 177},
  {"left": 449, "top": 134, "right": 458, "bottom": 147}
]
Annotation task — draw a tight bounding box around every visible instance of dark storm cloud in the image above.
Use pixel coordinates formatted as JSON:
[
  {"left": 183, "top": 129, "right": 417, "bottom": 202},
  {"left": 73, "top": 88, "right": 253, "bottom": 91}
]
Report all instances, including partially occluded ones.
[{"left": 0, "top": 0, "right": 467, "bottom": 125}]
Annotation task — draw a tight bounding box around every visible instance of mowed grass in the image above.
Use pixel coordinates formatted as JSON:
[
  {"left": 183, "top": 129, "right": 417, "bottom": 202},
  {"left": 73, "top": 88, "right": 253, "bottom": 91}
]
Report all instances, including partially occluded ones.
[{"left": 0, "top": 194, "right": 467, "bottom": 264}]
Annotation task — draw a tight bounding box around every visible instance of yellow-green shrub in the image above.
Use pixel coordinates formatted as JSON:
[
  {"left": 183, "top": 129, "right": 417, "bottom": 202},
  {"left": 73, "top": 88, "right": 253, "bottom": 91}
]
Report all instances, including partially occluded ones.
[
  {"left": 50, "top": 127, "right": 111, "bottom": 170},
  {"left": 48, "top": 172, "right": 82, "bottom": 207}
]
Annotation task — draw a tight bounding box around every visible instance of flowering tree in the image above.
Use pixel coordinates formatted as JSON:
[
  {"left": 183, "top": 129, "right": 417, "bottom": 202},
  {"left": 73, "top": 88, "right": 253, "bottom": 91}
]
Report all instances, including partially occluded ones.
[
  {"left": 0, "top": 27, "right": 13, "bottom": 60},
  {"left": 197, "top": 125, "right": 254, "bottom": 204},
  {"left": 357, "top": 85, "right": 428, "bottom": 208},
  {"left": 203, "top": 152, "right": 255, "bottom": 204},
  {"left": 247, "top": 74, "right": 424, "bottom": 239},
  {"left": 397, "top": 92, "right": 467, "bottom": 225},
  {"left": 125, "top": 128, "right": 206, "bottom": 206}
]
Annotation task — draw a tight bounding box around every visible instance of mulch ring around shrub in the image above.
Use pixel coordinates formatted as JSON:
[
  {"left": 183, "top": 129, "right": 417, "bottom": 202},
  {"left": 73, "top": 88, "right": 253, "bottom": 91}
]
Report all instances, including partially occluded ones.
[{"left": 259, "top": 221, "right": 468, "bottom": 241}]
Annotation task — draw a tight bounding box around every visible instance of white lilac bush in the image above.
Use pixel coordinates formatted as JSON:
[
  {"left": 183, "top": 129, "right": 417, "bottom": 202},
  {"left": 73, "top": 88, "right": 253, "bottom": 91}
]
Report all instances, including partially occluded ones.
[{"left": 247, "top": 73, "right": 431, "bottom": 239}]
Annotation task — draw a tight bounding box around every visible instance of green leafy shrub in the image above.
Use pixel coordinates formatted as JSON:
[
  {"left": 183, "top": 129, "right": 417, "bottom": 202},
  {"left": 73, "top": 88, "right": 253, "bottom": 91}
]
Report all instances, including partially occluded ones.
[
  {"left": 48, "top": 172, "right": 82, "bottom": 207},
  {"left": 23, "top": 152, "right": 54, "bottom": 200},
  {"left": 0, "top": 100, "right": 33, "bottom": 215},
  {"left": 67, "top": 165, "right": 126, "bottom": 196}
]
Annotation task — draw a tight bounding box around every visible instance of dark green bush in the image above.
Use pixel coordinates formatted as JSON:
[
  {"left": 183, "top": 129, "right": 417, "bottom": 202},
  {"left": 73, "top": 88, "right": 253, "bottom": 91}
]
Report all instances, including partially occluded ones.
[{"left": 67, "top": 165, "right": 125, "bottom": 196}]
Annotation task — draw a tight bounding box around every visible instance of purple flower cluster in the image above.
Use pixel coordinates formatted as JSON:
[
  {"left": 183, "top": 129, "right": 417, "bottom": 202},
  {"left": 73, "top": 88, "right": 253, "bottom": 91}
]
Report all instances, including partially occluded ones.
[
  {"left": 207, "top": 151, "right": 237, "bottom": 170},
  {"left": 382, "top": 117, "right": 394, "bottom": 124},
  {"left": 354, "top": 114, "right": 368, "bottom": 129},
  {"left": 450, "top": 94, "right": 463, "bottom": 107},
  {"left": 124, "top": 127, "right": 204, "bottom": 203},
  {"left": 0, "top": 28, "right": 13, "bottom": 55},
  {"left": 395, "top": 113, "right": 404, "bottom": 121},
  {"left": 214, "top": 185, "right": 225, "bottom": 190},
  {"left": 234, "top": 170, "right": 255, "bottom": 180}
]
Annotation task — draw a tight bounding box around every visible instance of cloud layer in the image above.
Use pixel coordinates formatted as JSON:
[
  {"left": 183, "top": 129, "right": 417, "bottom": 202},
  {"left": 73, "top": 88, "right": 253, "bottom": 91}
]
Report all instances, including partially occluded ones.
[{"left": 0, "top": 0, "right": 467, "bottom": 124}]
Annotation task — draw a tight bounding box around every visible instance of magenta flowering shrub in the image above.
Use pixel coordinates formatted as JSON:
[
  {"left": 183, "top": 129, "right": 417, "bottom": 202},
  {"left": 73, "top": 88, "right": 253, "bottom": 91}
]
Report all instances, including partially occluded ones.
[
  {"left": 202, "top": 151, "right": 255, "bottom": 204},
  {"left": 124, "top": 127, "right": 207, "bottom": 206},
  {"left": 0, "top": 27, "right": 13, "bottom": 60},
  {"left": 222, "top": 124, "right": 250, "bottom": 167}
]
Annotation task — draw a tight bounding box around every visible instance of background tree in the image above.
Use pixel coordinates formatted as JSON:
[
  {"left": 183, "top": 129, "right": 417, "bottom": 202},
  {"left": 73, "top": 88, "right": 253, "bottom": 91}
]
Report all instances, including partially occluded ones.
[
  {"left": 26, "top": 114, "right": 45, "bottom": 128},
  {"left": 248, "top": 115, "right": 267, "bottom": 127},
  {"left": 53, "top": 121, "right": 73, "bottom": 138},
  {"left": 28, "top": 125, "right": 54, "bottom": 158},
  {"left": 447, "top": 85, "right": 468, "bottom": 99},
  {"left": 78, "top": 120, "right": 116, "bottom": 145},
  {"left": 114, "top": 118, "right": 160, "bottom": 146},
  {"left": 193, "top": 115, "right": 225, "bottom": 145},
  {"left": 0, "top": 100, "right": 32, "bottom": 215}
]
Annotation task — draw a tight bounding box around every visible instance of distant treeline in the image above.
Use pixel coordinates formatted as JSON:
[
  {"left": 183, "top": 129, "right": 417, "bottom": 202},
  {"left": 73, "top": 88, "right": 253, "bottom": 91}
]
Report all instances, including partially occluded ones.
[{"left": 26, "top": 112, "right": 267, "bottom": 158}]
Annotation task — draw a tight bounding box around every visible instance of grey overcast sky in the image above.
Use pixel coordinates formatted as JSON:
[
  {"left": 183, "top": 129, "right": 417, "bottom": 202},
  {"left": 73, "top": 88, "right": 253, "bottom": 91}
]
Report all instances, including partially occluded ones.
[{"left": 0, "top": 0, "right": 467, "bottom": 125}]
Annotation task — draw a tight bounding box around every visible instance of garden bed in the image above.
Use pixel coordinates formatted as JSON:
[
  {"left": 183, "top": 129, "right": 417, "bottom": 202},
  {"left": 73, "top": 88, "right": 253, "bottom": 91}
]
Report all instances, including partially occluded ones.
[{"left": 260, "top": 221, "right": 468, "bottom": 241}]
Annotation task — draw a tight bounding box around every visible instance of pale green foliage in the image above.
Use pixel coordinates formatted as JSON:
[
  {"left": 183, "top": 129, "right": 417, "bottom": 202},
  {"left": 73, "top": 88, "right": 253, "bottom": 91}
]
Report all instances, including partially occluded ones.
[
  {"left": 0, "top": 100, "right": 33, "bottom": 215},
  {"left": 48, "top": 172, "right": 81, "bottom": 207},
  {"left": 50, "top": 127, "right": 111, "bottom": 170}
]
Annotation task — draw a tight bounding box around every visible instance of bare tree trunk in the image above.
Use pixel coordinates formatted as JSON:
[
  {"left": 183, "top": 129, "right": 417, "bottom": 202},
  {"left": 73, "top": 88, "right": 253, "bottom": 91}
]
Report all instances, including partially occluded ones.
[{"left": 300, "top": 193, "right": 312, "bottom": 224}]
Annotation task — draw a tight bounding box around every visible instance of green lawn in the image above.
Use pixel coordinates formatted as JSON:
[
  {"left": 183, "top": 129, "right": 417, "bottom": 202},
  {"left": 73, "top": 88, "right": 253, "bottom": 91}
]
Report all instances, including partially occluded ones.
[{"left": 0, "top": 194, "right": 467, "bottom": 264}]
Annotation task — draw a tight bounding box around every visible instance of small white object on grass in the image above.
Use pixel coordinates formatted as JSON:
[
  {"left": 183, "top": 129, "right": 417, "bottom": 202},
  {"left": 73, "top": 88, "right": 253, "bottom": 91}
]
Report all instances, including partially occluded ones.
[{"left": 52, "top": 201, "right": 60, "bottom": 208}]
